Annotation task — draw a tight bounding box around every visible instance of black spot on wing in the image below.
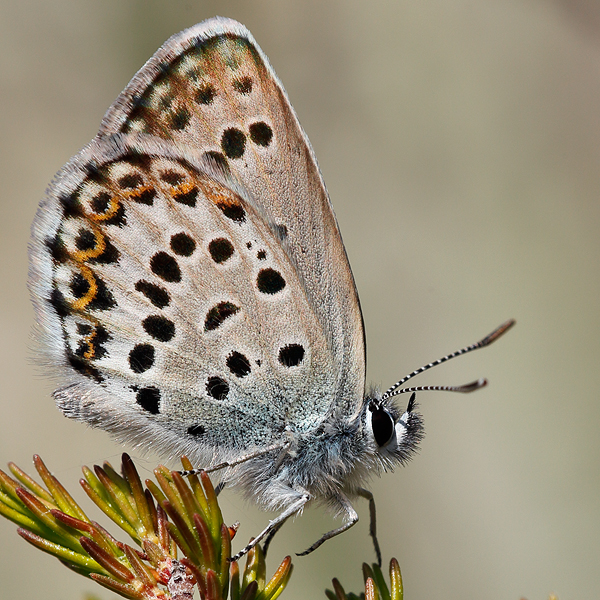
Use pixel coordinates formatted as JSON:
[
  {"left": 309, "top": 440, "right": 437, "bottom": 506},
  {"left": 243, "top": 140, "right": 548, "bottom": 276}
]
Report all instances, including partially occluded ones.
[
  {"left": 206, "top": 376, "right": 229, "bottom": 400},
  {"left": 169, "top": 107, "right": 191, "bottom": 131},
  {"left": 89, "top": 278, "right": 116, "bottom": 311},
  {"left": 91, "top": 239, "right": 120, "bottom": 265},
  {"left": 226, "top": 351, "right": 251, "bottom": 378},
  {"left": 74, "top": 229, "right": 96, "bottom": 251},
  {"left": 256, "top": 268, "right": 286, "bottom": 294},
  {"left": 187, "top": 424, "right": 205, "bottom": 436},
  {"left": 136, "top": 387, "right": 161, "bottom": 414},
  {"left": 135, "top": 280, "right": 170, "bottom": 308},
  {"left": 204, "top": 302, "right": 240, "bottom": 331},
  {"left": 68, "top": 353, "right": 103, "bottom": 382},
  {"left": 215, "top": 199, "right": 245, "bottom": 223},
  {"left": 76, "top": 323, "right": 92, "bottom": 335},
  {"left": 142, "top": 315, "right": 175, "bottom": 342},
  {"left": 172, "top": 186, "right": 198, "bottom": 207},
  {"left": 69, "top": 273, "right": 116, "bottom": 311},
  {"left": 46, "top": 235, "right": 68, "bottom": 263},
  {"left": 59, "top": 191, "right": 84, "bottom": 219},
  {"left": 150, "top": 252, "right": 181, "bottom": 283},
  {"left": 90, "top": 191, "right": 110, "bottom": 213},
  {"left": 221, "top": 128, "right": 246, "bottom": 159},
  {"left": 249, "top": 121, "right": 273, "bottom": 147},
  {"left": 49, "top": 288, "right": 70, "bottom": 318},
  {"left": 74, "top": 325, "right": 110, "bottom": 361},
  {"left": 278, "top": 344, "right": 305, "bottom": 367},
  {"left": 123, "top": 151, "right": 153, "bottom": 172},
  {"left": 70, "top": 273, "right": 90, "bottom": 299},
  {"left": 160, "top": 170, "right": 184, "bottom": 185},
  {"left": 233, "top": 76, "right": 252, "bottom": 94},
  {"left": 130, "top": 187, "right": 157, "bottom": 206},
  {"left": 170, "top": 233, "right": 196, "bottom": 256},
  {"left": 73, "top": 229, "right": 120, "bottom": 264},
  {"left": 195, "top": 84, "right": 215, "bottom": 105},
  {"left": 129, "top": 344, "right": 155, "bottom": 373},
  {"left": 208, "top": 238, "right": 234, "bottom": 263},
  {"left": 89, "top": 191, "right": 126, "bottom": 226},
  {"left": 118, "top": 173, "right": 143, "bottom": 189}
]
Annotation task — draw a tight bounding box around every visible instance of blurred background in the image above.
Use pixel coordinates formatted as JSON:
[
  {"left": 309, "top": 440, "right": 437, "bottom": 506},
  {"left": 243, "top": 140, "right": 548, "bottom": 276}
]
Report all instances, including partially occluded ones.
[{"left": 1, "top": 1, "right": 599, "bottom": 598}]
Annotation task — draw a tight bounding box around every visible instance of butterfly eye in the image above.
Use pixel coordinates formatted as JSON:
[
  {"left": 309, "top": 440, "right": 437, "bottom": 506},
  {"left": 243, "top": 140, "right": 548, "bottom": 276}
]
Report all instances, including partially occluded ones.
[{"left": 371, "top": 406, "right": 396, "bottom": 447}]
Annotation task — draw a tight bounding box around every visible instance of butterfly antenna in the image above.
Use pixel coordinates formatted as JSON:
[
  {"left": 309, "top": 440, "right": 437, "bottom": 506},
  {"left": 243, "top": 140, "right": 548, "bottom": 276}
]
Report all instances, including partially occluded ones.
[
  {"left": 388, "top": 379, "right": 487, "bottom": 397},
  {"left": 381, "top": 319, "right": 515, "bottom": 400}
]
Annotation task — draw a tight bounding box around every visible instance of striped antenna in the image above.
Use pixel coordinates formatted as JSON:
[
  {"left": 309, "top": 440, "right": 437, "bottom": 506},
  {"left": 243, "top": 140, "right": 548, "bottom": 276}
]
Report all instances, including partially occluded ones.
[{"left": 381, "top": 319, "right": 515, "bottom": 400}]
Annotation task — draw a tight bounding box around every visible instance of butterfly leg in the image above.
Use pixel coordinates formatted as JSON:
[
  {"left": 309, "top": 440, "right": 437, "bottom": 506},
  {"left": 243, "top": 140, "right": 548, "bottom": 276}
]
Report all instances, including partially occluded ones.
[
  {"left": 357, "top": 488, "right": 382, "bottom": 566},
  {"left": 261, "top": 517, "right": 289, "bottom": 557},
  {"left": 179, "top": 441, "right": 289, "bottom": 477},
  {"left": 230, "top": 491, "right": 310, "bottom": 562},
  {"left": 296, "top": 491, "right": 358, "bottom": 557}
]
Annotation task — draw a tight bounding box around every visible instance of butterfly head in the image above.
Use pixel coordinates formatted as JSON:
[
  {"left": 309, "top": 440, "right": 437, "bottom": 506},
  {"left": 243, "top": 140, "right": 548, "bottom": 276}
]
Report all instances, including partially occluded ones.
[
  {"left": 363, "top": 391, "right": 424, "bottom": 469},
  {"left": 359, "top": 320, "right": 516, "bottom": 473}
]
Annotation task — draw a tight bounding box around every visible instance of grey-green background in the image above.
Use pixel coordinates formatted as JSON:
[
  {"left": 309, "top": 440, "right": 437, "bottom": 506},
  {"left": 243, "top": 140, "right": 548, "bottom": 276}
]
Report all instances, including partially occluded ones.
[{"left": 1, "top": 1, "right": 599, "bottom": 598}]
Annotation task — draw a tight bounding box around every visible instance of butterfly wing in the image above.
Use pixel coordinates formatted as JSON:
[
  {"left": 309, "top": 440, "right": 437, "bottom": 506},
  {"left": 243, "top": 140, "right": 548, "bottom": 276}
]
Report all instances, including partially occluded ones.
[
  {"left": 98, "top": 17, "right": 366, "bottom": 420},
  {"left": 30, "top": 133, "right": 340, "bottom": 464}
]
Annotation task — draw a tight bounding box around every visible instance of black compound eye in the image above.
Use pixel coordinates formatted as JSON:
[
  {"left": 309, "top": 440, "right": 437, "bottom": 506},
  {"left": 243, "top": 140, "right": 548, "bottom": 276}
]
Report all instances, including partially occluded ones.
[{"left": 371, "top": 407, "right": 395, "bottom": 447}]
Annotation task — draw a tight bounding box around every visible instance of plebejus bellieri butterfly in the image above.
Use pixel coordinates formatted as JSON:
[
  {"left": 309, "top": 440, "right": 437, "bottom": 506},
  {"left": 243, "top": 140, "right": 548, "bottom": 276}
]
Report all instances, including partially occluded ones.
[{"left": 29, "top": 17, "right": 514, "bottom": 562}]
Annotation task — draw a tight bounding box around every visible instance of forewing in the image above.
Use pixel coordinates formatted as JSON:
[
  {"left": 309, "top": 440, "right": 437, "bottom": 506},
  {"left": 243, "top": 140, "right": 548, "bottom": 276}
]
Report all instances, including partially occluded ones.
[
  {"left": 98, "top": 17, "right": 365, "bottom": 417},
  {"left": 29, "top": 134, "right": 335, "bottom": 463}
]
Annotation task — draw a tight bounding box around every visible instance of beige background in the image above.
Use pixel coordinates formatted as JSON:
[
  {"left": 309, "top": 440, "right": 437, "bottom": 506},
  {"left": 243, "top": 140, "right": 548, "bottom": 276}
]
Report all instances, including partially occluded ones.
[{"left": 1, "top": 1, "right": 599, "bottom": 599}]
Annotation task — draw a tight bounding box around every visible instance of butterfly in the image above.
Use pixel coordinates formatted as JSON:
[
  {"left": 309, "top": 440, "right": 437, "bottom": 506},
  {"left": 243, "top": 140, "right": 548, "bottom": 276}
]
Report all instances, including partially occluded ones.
[{"left": 29, "top": 16, "right": 514, "bottom": 563}]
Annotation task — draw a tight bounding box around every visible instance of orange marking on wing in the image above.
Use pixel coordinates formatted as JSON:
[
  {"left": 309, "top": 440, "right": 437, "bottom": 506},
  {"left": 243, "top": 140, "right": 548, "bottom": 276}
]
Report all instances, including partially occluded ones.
[
  {"left": 82, "top": 326, "right": 99, "bottom": 360},
  {"left": 170, "top": 181, "right": 197, "bottom": 197},
  {"left": 125, "top": 184, "right": 155, "bottom": 203},
  {"left": 89, "top": 194, "right": 122, "bottom": 223},
  {"left": 71, "top": 227, "right": 106, "bottom": 263},
  {"left": 200, "top": 179, "right": 243, "bottom": 209},
  {"left": 70, "top": 265, "right": 97, "bottom": 312}
]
